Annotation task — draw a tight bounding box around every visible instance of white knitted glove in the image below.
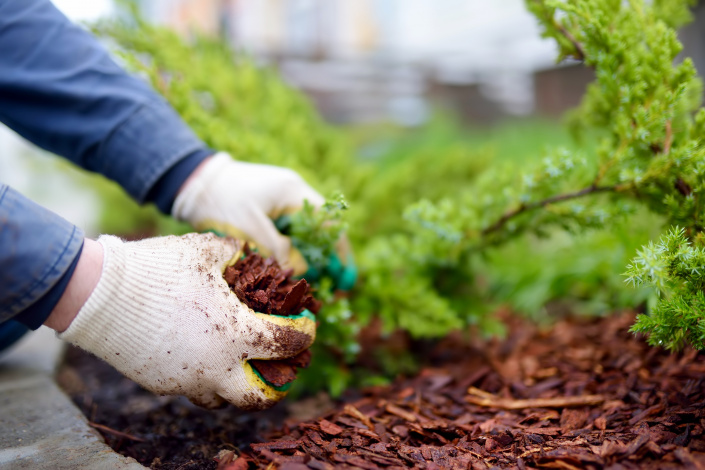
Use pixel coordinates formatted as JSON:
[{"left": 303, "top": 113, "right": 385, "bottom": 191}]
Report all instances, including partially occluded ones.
[
  {"left": 172, "top": 152, "right": 324, "bottom": 275},
  {"left": 59, "top": 233, "right": 316, "bottom": 409}
]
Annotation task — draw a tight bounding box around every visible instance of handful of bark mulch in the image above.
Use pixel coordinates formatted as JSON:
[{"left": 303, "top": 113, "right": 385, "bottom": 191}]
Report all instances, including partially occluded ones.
[{"left": 224, "top": 247, "right": 321, "bottom": 387}]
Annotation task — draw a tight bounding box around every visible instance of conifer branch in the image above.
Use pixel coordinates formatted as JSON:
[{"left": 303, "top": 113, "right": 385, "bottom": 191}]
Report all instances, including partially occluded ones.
[
  {"left": 555, "top": 21, "right": 586, "bottom": 61},
  {"left": 527, "top": 1, "right": 586, "bottom": 61},
  {"left": 482, "top": 184, "right": 619, "bottom": 236},
  {"left": 664, "top": 120, "right": 673, "bottom": 155}
]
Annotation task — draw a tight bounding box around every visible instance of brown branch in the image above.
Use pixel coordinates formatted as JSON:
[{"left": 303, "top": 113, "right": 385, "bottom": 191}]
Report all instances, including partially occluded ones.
[
  {"left": 658, "top": 121, "right": 691, "bottom": 196},
  {"left": 481, "top": 184, "right": 619, "bottom": 236},
  {"left": 88, "top": 421, "right": 146, "bottom": 442},
  {"left": 664, "top": 120, "right": 673, "bottom": 155},
  {"left": 555, "top": 21, "right": 586, "bottom": 61},
  {"left": 675, "top": 178, "right": 692, "bottom": 197},
  {"left": 466, "top": 387, "right": 604, "bottom": 410},
  {"left": 651, "top": 120, "right": 673, "bottom": 155},
  {"left": 533, "top": 1, "right": 586, "bottom": 61},
  {"left": 385, "top": 403, "right": 419, "bottom": 422},
  {"left": 344, "top": 404, "right": 375, "bottom": 431}
]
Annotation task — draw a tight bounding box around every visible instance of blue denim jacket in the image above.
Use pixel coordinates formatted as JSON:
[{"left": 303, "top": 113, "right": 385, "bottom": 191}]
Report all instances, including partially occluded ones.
[{"left": 0, "top": 0, "right": 211, "bottom": 330}]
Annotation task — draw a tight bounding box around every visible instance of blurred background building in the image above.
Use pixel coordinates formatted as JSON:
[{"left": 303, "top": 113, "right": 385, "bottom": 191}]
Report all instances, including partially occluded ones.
[
  {"left": 139, "top": 0, "right": 568, "bottom": 124},
  {"left": 137, "top": 0, "right": 705, "bottom": 125}
]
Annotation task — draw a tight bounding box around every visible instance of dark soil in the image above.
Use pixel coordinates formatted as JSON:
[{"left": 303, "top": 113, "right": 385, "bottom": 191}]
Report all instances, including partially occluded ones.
[
  {"left": 58, "top": 345, "right": 291, "bottom": 469},
  {"left": 224, "top": 249, "right": 320, "bottom": 386},
  {"left": 58, "top": 311, "right": 705, "bottom": 469}
]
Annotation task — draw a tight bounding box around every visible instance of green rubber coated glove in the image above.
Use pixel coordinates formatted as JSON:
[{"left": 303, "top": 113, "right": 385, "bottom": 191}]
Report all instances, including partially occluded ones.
[{"left": 274, "top": 215, "right": 357, "bottom": 291}]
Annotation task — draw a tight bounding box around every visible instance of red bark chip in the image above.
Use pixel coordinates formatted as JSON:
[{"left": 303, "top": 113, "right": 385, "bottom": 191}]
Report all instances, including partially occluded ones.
[
  {"left": 318, "top": 419, "right": 344, "bottom": 436},
  {"left": 283, "top": 349, "right": 312, "bottom": 369},
  {"left": 224, "top": 247, "right": 318, "bottom": 386},
  {"left": 247, "top": 360, "right": 299, "bottom": 388},
  {"left": 280, "top": 280, "right": 308, "bottom": 316}
]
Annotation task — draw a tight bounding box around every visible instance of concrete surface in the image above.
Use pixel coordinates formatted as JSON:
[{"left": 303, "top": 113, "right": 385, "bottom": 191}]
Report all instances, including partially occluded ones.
[{"left": 0, "top": 328, "right": 145, "bottom": 469}]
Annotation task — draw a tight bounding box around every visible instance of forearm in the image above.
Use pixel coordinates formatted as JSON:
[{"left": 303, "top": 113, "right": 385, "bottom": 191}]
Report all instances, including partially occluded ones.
[
  {"left": 44, "top": 239, "right": 103, "bottom": 333},
  {"left": 0, "top": 0, "right": 211, "bottom": 208}
]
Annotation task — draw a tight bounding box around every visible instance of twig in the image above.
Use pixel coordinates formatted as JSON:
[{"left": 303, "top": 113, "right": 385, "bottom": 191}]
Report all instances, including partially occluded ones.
[
  {"left": 532, "top": 1, "right": 586, "bottom": 62},
  {"left": 251, "top": 441, "right": 300, "bottom": 451},
  {"left": 455, "top": 446, "right": 485, "bottom": 460},
  {"left": 555, "top": 21, "right": 586, "bottom": 61},
  {"left": 518, "top": 447, "right": 553, "bottom": 459},
  {"left": 344, "top": 404, "right": 375, "bottom": 431},
  {"left": 465, "top": 387, "right": 604, "bottom": 410},
  {"left": 675, "top": 178, "right": 692, "bottom": 197},
  {"left": 664, "top": 120, "right": 673, "bottom": 155},
  {"left": 660, "top": 120, "right": 692, "bottom": 197},
  {"left": 88, "top": 421, "right": 146, "bottom": 442},
  {"left": 385, "top": 403, "right": 418, "bottom": 422},
  {"left": 481, "top": 184, "right": 618, "bottom": 236}
]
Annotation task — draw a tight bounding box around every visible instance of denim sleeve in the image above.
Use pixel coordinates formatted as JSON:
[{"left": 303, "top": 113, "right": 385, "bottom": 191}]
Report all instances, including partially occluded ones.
[
  {"left": 0, "top": 0, "right": 214, "bottom": 329},
  {"left": 0, "top": 0, "right": 211, "bottom": 204},
  {"left": 0, "top": 185, "right": 84, "bottom": 327}
]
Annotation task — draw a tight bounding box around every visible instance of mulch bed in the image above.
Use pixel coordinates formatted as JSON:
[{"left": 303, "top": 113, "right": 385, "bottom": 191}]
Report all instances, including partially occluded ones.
[{"left": 58, "top": 311, "right": 705, "bottom": 469}]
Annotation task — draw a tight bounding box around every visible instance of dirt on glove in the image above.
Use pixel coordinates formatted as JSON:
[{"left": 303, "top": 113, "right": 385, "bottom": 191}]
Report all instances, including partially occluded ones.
[{"left": 223, "top": 247, "right": 321, "bottom": 387}]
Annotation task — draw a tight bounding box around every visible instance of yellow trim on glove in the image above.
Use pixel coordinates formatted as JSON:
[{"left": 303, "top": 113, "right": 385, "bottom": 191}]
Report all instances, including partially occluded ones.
[
  {"left": 242, "top": 314, "right": 316, "bottom": 397},
  {"left": 242, "top": 361, "right": 290, "bottom": 400}
]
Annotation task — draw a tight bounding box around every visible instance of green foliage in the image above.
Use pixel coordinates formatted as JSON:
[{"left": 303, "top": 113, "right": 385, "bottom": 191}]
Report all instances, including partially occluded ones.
[
  {"left": 626, "top": 227, "right": 705, "bottom": 350},
  {"left": 282, "top": 195, "right": 349, "bottom": 277},
  {"left": 526, "top": 0, "right": 705, "bottom": 350},
  {"left": 82, "top": 0, "right": 705, "bottom": 394},
  {"left": 483, "top": 211, "right": 660, "bottom": 320},
  {"left": 412, "top": 0, "right": 702, "bottom": 249},
  {"left": 94, "top": 16, "right": 358, "bottom": 195},
  {"left": 360, "top": 0, "right": 705, "bottom": 353},
  {"left": 347, "top": 116, "right": 490, "bottom": 236}
]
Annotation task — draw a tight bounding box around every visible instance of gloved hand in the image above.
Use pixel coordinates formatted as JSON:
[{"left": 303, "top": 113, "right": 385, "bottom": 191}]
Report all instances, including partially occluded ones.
[
  {"left": 59, "top": 233, "right": 315, "bottom": 409},
  {"left": 173, "top": 152, "right": 324, "bottom": 275}
]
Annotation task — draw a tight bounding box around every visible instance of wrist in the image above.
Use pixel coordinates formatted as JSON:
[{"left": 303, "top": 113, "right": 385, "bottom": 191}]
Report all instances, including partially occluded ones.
[
  {"left": 172, "top": 152, "right": 232, "bottom": 221},
  {"left": 177, "top": 154, "right": 213, "bottom": 197},
  {"left": 44, "top": 238, "right": 103, "bottom": 333},
  {"left": 146, "top": 150, "right": 213, "bottom": 214}
]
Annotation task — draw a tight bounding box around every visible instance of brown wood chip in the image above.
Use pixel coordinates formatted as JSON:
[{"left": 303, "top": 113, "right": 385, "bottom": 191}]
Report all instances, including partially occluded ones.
[{"left": 319, "top": 419, "right": 344, "bottom": 436}]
